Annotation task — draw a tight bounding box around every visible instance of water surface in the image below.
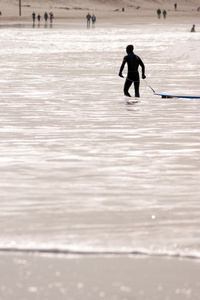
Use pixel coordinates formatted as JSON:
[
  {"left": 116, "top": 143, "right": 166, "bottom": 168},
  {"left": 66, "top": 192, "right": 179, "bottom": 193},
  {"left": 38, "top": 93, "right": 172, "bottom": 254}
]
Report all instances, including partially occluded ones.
[{"left": 0, "top": 23, "right": 200, "bottom": 258}]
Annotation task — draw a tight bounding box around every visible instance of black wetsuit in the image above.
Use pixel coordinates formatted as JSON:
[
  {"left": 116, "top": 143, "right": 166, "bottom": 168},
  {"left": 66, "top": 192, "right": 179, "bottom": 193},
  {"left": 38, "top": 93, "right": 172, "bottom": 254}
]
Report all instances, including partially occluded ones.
[{"left": 119, "top": 52, "right": 145, "bottom": 97}]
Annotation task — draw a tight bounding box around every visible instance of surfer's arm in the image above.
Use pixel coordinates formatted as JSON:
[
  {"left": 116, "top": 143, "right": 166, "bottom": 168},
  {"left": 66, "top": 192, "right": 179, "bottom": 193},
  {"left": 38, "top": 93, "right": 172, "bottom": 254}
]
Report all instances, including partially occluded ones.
[
  {"left": 139, "top": 58, "right": 146, "bottom": 79},
  {"left": 119, "top": 57, "right": 127, "bottom": 77}
]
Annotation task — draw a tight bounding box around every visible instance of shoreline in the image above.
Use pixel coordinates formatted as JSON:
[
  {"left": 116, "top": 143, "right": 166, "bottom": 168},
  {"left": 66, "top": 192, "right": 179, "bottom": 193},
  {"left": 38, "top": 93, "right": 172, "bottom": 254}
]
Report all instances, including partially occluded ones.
[
  {"left": 0, "top": 15, "right": 200, "bottom": 24},
  {"left": 0, "top": 17, "right": 199, "bottom": 29},
  {"left": 0, "top": 252, "right": 200, "bottom": 300},
  {"left": 0, "top": 247, "right": 200, "bottom": 261}
]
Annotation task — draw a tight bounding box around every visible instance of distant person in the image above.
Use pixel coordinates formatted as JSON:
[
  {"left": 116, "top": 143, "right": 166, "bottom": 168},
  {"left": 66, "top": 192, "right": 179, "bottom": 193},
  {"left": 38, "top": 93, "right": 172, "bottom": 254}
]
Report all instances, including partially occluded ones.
[
  {"left": 49, "top": 12, "right": 54, "bottom": 23},
  {"left": 191, "top": 24, "right": 195, "bottom": 32},
  {"left": 32, "top": 12, "right": 36, "bottom": 23},
  {"left": 0, "top": 11, "right": 2, "bottom": 17},
  {"left": 163, "top": 10, "right": 167, "bottom": 19},
  {"left": 86, "top": 13, "right": 91, "bottom": 27},
  {"left": 118, "top": 44, "right": 146, "bottom": 98},
  {"left": 122, "top": 7, "right": 124, "bottom": 12},
  {"left": 174, "top": 3, "right": 177, "bottom": 10},
  {"left": 44, "top": 12, "right": 48, "bottom": 22},
  {"left": 37, "top": 14, "right": 41, "bottom": 23},
  {"left": 157, "top": 9, "right": 161, "bottom": 19},
  {"left": 92, "top": 14, "right": 96, "bottom": 25}
]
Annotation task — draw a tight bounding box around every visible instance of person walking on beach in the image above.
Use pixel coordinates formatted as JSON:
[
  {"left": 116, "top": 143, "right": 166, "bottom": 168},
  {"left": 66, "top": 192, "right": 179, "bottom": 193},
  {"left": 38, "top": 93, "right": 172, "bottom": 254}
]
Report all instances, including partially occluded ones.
[
  {"left": 174, "top": 3, "right": 177, "bottom": 10},
  {"left": 163, "top": 10, "right": 167, "bottom": 19},
  {"left": 86, "top": 13, "right": 91, "bottom": 27},
  {"left": 32, "top": 12, "right": 36, "bottom": 23},
  {"left": 92, "top": 14, "right": 96, "bottom": 26},
  {"left": 157, "top": 9, "right": 161, "bottom": 19},
  {"left": 44, "top": 12, "right": 48, "bottom": 23},
  {"left": 37, "top": 14, "right": 41, "bottom": 23},
  {"left": 49, "top": 12, "right": 54, "bottom": 23},
  {"left": 118, "top": 45, "right": 146, "bottom": 98}
]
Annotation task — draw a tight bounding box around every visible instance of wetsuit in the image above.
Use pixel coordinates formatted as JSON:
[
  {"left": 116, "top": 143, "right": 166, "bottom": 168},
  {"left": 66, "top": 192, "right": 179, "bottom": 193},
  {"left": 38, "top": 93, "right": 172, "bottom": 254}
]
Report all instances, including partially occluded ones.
[{"left": 119, "top": 52, "right": 145, "bottom": 97}]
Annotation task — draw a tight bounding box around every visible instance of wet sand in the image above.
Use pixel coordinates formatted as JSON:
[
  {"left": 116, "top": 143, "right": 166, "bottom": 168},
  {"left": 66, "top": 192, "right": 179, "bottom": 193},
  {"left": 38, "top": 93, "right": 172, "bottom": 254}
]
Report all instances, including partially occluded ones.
[{"left": 0, "top": 253, "right": 200, "bottom": 300}]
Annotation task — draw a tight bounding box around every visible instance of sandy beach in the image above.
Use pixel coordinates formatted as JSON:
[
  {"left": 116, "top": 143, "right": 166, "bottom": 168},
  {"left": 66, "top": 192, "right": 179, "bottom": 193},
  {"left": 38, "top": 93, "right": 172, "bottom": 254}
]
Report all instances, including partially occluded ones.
[
  {"left": 0, "top": 0, "right": 200, "bottom": 24},
  {"left": 1, "top": 252, "right": 200, "bottom": 300}
]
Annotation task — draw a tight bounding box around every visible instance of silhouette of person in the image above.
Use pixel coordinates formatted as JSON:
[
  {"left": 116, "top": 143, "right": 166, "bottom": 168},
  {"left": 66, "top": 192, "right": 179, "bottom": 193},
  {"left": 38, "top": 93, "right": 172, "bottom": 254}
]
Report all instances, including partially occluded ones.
[
  {"left": 44, "top": 12, "right": 48, "bottom": 23},
  {"left": 32, "top": 12, "right": 36, "bottom": 23},
  {"left": 163, "top": 10, "right": 167, "bottom": 19},
  {"left": 174, "top": 3, "right": 177, "bottom": 10},
  {"left": 92, "top": 14, "right": 96, "bottom": 26},
  {"left": 37, "top": 14, "right": 41, "bottom": 22},
  {"left": 49, "top": 12, "right": 54, "bottom": 23},
  {"left": 86, "top": 13, "right": 91, "bottom": 27},
  {"left": 191, "top": 24, "right": 195, "bottom": 32},
  {"left": 157, "top": 9, "right": 161, "bottom": 19},
  {"left": 119, "top": 45, "right": 146, "bottom": 98}
]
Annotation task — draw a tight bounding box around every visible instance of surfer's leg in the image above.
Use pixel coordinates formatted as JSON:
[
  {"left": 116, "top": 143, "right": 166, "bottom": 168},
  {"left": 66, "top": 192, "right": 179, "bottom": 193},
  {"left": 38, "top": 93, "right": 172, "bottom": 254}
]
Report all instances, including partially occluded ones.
[
  {"left": 124, "top": 79, "right": 132, "bottom": 97},
  {"left": 134, "top": 81, "right": 140, "bottom": 97}
]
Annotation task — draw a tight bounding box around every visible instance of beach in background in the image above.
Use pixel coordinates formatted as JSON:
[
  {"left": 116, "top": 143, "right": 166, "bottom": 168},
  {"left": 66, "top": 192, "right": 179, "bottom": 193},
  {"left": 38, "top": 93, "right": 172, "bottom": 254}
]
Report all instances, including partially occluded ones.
[
  {"left": 0, "top": 0, "right": 200, "bottom": 24},
  {"left": 0, "top": 1, "right": 200, "bottom": 299}
]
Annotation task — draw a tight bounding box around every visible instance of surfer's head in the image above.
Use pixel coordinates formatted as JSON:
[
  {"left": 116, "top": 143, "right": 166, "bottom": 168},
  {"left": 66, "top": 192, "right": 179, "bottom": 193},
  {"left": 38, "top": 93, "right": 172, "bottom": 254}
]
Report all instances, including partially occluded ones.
[{"left": 126, "top": 45, "right": 134, "bottom": 53}]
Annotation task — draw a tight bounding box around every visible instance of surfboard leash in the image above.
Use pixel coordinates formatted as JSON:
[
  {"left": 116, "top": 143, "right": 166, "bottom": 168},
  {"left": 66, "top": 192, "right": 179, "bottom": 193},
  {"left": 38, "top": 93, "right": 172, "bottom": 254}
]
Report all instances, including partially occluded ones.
[{"left": 143, "top": 79, "right": 156, "bottom": 93}]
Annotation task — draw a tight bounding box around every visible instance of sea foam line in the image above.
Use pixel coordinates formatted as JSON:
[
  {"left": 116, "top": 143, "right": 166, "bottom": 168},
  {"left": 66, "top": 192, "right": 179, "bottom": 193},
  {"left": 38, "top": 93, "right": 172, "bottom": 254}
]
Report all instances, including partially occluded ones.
[{"left": 0, "top": 247, "right": 200, "bottom": 261}]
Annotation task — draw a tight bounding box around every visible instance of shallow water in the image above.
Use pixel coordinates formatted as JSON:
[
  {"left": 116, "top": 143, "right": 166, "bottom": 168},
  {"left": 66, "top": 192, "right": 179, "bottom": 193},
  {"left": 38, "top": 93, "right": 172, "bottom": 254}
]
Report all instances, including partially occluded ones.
[{"left": 0, "top": 23, "right": 200, "bottom": 258}]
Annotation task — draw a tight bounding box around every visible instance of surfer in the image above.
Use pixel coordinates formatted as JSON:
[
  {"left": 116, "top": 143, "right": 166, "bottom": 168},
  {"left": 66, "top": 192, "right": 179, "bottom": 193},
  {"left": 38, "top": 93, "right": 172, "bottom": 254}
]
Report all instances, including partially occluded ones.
[
  {"left": 190, "top": 25, "right": 195, "bottom": 32},
  {"left": 118, "top": 45, "right": 146, "bottom": 97}
]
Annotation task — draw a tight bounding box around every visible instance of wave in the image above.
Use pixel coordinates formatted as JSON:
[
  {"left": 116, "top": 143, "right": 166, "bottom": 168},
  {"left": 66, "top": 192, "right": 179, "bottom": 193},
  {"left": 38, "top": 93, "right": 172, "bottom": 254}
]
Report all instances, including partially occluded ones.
[{"left": 0, "top": 246, "right": 200, "bottom": 260}]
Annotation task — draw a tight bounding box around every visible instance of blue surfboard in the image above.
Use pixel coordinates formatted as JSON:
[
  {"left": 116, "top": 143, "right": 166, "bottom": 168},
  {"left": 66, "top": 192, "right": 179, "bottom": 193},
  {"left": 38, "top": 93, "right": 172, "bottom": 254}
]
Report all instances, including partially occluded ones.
[{"left": 155, "top": 93, "right": 200, "bottom": 99}]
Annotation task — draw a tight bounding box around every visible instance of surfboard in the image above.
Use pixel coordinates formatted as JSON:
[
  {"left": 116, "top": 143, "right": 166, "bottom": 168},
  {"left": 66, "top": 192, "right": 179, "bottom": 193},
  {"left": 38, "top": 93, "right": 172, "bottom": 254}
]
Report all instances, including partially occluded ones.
[{"left": 155, "top": 93, "right": 200, "bottom": 99}]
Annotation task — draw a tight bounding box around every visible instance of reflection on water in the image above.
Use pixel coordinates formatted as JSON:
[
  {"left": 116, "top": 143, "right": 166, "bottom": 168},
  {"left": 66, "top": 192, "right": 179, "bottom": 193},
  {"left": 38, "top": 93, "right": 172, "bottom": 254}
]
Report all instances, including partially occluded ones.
[{"left": 0, "top": 24, "right": 200, "bottom": 258}]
